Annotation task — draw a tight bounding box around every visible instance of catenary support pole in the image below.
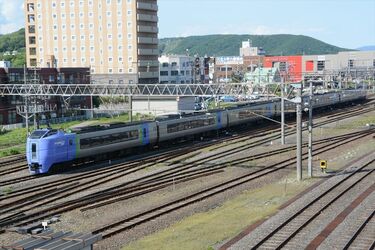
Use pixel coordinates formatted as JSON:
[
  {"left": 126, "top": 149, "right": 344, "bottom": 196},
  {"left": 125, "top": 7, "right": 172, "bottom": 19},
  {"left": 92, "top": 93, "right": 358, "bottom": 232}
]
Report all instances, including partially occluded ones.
[
  {"left": 129, "top": 95, "right": 133, "bottom": 123},
  {"left": 281, "top": 79, "right": 285, "bottom": 145},
  {"left": 34, "top": 97, "right": 37, "bottom": 129},
  {"left": 296, "top": 83, "right": 303, "bottom": 181},
  {"left": 308, "top": 80, "right": 313, "bottom": 177},
  {"left": 24, "top": 65, "right": 29, "bottom": 135}
]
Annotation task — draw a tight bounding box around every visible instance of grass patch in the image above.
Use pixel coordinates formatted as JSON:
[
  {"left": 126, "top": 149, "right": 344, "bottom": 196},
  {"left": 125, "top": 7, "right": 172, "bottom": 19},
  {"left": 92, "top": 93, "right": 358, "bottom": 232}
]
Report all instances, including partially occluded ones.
[
  {"left": 2, "top": 186, "right": 14, "bottom": 195},
  {"left": 122, "top": 176, "right": 313, "bottom": 250},
  {"left": 335, "top": 113, "right": 375, "bottom": 129},
  {"left": 0, "top": 145, "right": 25, "bottom": 157}
]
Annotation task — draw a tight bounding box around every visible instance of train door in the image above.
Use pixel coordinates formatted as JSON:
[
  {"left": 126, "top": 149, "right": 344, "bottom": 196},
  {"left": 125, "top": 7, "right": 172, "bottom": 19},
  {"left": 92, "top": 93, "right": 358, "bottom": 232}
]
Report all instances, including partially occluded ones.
[
  {"left": 266, "top": 103, "right": 273, "bottom": 117},
  {"left": 217, "top": 111, "right": 222, "bottom": 129},
  {"left": 66, "top": 135, "right": 76, "bottom": 161},
  {"left": 141, "top": 123, "right": 150, "bottom": 145}
]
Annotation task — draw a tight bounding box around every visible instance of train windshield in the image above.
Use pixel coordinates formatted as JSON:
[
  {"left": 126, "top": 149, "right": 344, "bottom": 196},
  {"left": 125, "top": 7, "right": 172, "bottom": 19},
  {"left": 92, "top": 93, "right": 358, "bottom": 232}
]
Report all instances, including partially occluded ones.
[{"left": 29, "top": 130, "right": 47, "bottom": 139}]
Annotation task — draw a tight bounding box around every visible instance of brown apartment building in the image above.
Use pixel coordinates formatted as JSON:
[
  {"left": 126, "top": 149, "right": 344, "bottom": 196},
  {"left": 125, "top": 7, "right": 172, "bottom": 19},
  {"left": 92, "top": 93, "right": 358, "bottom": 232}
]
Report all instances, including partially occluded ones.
[
  {"left": 0, "top": 67, "right": 91, "bottom": 125},
  {"left": 25, "top": 0, "right": 159, "bottom": 84}
]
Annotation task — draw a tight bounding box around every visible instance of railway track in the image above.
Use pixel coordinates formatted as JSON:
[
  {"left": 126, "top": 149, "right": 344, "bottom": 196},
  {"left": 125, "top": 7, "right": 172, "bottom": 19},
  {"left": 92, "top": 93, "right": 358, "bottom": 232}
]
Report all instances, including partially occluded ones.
[
  {"left": 341, "top": 209, "right": 375, "bottom": 250},
  {"left": 79, "top": 130, "right": 374, "bottom": 212},
  {"left": 0, "top": 101, "right": 372, "bottom": 187},
  {"left": 1, "top": 129, "right": 371, "bottom": 230},
  {"left": 0, "top": 154, "right": 25, "bottom": 166},
  {"left": 0, "top": 163, "right": 28, "bottom": 176},
  {"left": 0, "top": 104, "right": 372, "bottom": 220},
  {"left": 248, "top": 159, "right": 375, "bottom": 250},
  {"left": 0, "top": 101, "right": 372, "bottom": 235},
  {"left": 90, "top": 131, "right": 374, "bottom": 239}
]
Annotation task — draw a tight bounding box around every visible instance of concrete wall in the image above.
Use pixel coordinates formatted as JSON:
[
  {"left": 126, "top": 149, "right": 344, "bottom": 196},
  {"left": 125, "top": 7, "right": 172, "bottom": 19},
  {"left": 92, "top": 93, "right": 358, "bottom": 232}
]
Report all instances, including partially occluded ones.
[
  {"left": 302, "top": 51, "right": 375, "bottom": 73},
  {"left": 132, "top": 96, "right": 195, "bottom": 115},
  {"left": 92, "top": 73, "right": 138, "bottom": 84}
]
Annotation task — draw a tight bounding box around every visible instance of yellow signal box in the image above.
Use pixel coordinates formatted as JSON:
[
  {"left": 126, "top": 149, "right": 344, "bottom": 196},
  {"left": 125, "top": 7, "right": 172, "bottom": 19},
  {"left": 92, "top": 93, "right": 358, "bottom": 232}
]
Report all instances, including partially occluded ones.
[{"left": 320, "top": 160, "right": 327, "bottom": 173}]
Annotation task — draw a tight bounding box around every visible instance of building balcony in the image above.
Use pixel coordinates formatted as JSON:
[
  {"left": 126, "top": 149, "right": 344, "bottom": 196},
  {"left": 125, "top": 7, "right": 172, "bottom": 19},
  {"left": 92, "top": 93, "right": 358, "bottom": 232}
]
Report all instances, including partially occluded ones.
[
  {"left": 137, "top": 25, "right": 158, "bottom": 33},
  {"left": 137, "top": 14, "right": 158, "bottom": 22},
  {"left": 138, "top": 71, "right": 159, "bottom": 78},
  {"left": 138, "top": 49, "right": 159, "bottom": 56},
  {"left": 137, "top": 2, "right": 158, "bottom": 11},
  {"left": 138, "top": 37, "right": 158, "bottom": 45},
  {"left": 138, "top": 61, "right": 159, "bottom": 67}
]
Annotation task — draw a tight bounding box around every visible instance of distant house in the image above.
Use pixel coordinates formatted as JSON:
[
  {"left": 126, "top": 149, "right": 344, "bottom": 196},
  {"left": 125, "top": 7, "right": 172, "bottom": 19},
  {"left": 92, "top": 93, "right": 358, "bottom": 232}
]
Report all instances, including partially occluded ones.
[
  {"left": 0, "top": 61, "right": 11, "bottom": 68},
  {"left": 244, "top": 67, "right": 281, "bottom": 84},
  {"left": 159, "top": 55, "right": 194, "bottom": 84}
]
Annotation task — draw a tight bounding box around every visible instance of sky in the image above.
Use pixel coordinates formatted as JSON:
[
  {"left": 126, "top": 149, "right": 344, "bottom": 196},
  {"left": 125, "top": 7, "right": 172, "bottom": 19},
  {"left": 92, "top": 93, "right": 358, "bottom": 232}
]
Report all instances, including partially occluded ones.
[{"left": 0, "top": 0, "right": 374, "bottom": 49}]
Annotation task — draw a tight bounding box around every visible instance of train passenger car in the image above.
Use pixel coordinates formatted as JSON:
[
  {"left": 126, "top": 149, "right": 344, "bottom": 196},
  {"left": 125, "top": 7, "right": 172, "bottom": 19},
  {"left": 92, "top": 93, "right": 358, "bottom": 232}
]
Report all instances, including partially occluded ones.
[
  {"left": 26, "top": 129, "right": 76, "bottom": 174},
  {"left": 157, "top": 112, "right": 224, "bottom": 142},
  {"left": 227, "top": 100, "right": 279, "bottom": 127},
  {"left": 340, "top": 90, "right": 367, "bottom": 103},
  {"left": 311, "top": 92, "right": 340, "bottom": 108},
  {"left": 26, "top": 90, "right": 367, "bottom": 175},
  {"left": 26, "top": 121, "right": 158, "bottom": 174},
  {"left": 73, "top": 121, "right": 158, "bottom": 159}
]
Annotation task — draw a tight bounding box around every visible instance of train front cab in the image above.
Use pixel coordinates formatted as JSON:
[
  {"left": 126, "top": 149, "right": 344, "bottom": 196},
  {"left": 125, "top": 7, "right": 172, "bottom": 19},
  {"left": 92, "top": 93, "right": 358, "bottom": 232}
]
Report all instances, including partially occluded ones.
[
  {"left": 27, "top": 129, "right": 76, "bottom": 174},
  {"left": 27, "top": 139, "right": 40, "bottom": 173},
  {"left": 27, "top": 129, "right": 50, "bottom": 174}
]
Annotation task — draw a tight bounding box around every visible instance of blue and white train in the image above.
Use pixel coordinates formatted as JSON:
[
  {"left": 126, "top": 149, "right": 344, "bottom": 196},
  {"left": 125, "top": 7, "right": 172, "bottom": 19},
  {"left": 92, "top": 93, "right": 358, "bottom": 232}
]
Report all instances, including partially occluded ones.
[{"left": 26, "top": 90, "right": 367, "bottom": 174}]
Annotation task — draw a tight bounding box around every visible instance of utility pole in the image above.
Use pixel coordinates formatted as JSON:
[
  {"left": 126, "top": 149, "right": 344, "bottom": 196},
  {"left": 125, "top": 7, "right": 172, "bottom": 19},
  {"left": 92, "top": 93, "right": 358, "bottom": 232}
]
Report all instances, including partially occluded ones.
[
  {"left": 129, "top": 95, "right": 133, "bottom": 123},
  {"left": 23, "top": 65, "right": 29, "bottom": 135},
  {"left": 296, "top": 83, "right": 303, "bottom": 181},
  {"left": 308, "top": 80, "right": 313, "bottom": 177},
  {"left": 281, "top": 77, "right": 285, "bottom": 145},
  {"left": 33, "top": 66, "right": 38, "bottom": 129}
]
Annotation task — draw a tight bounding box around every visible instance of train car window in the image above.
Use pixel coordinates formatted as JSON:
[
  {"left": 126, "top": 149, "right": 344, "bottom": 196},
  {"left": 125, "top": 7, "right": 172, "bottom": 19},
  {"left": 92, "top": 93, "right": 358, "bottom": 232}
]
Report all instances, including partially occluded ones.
[
  {"left": 80, "top": 130, "right": 139, "bottom": 149},
  {"left": 69, "top": 139, "right": 73, "bottom": 146},
  {"left": 44, "top": 130, "right": 58, "bottom": 138},
  {"left": 167, "top": 117, "right": 215, "bottom": 133},
  {"left": 30, "top": 130, "right": 47, "bottom": 139},
  {"left": 239, "top": 110, "right": 255, "bottom": 119},
  {"left": 143, "top": 128, "right": 147, "bottom": 137}
]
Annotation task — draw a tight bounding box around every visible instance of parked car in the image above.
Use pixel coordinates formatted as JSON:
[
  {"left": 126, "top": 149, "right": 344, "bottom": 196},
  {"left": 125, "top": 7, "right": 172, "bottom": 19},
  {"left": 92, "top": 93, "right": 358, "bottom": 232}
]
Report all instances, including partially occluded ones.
[{"left": 220, "top": 96, "right": 237, "bottom": 102}]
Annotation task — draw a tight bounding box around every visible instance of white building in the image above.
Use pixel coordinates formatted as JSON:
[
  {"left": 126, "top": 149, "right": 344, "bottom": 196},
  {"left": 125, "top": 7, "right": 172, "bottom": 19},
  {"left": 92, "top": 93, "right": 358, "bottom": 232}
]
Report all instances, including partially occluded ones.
[
  {"left": 159, "top": 55, "right": 194, "bottom": 83},
  {"left": 240, "top": 40, "right": 265, "bottom": 57},
  {"left": 0, "top": 61, "right": 11, "bottom": 68}
]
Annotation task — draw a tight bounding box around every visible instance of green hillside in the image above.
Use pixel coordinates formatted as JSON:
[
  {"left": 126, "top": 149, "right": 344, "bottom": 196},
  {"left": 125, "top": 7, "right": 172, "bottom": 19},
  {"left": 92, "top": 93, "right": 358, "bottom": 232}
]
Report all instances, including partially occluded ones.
[
  {"left": 0, "top": 28, "right": 25, "bottom": 52},
  {"left": 0, "top": 30, "right": 354, "bottom": 67},
  {"left": 0, "top": 28, "right": 26, "bottom": 67},
  {"left": 159, "top": 34, "right": 352, "bottom": 56}
]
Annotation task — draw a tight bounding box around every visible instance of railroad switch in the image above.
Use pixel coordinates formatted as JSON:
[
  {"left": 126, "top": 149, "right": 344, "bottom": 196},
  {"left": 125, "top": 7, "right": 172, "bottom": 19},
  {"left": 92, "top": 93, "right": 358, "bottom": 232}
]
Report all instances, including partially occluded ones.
[{"left": 320, "top": 160, "right": 327, "bottom": 173}]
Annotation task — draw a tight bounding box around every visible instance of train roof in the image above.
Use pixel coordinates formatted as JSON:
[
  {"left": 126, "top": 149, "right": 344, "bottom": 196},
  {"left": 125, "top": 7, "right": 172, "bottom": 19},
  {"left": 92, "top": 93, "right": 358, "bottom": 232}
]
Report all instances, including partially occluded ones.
[
  {"left": 155, "top": 111, "right": 218, "bottom": 121},
  {"left": 226, "top": 99, "right": 279, "bottom": 110},
  {"left": 70, "top": 120, "right": 154, "bottom": 134}
]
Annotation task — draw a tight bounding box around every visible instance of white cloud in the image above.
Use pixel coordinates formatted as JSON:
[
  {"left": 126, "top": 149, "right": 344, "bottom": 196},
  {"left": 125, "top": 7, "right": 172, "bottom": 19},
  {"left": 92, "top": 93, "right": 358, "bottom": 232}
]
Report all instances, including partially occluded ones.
[
  {"left": 0, "top": 0, "right": 24, "bottom": 34},
  {"left": 0, "top": 23, "right": 20, "bottom": 34},
  {"left": 0, "top": 0, "right": 20, "bottom": 21}
]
